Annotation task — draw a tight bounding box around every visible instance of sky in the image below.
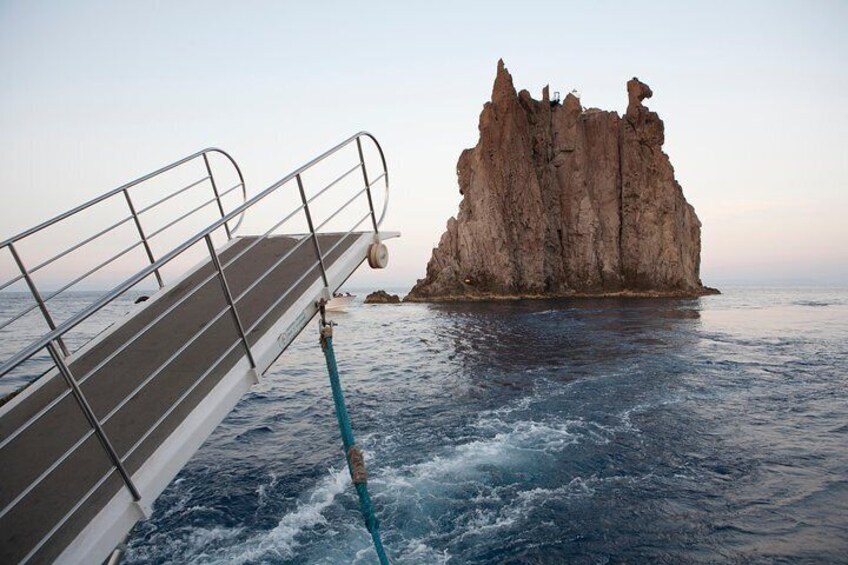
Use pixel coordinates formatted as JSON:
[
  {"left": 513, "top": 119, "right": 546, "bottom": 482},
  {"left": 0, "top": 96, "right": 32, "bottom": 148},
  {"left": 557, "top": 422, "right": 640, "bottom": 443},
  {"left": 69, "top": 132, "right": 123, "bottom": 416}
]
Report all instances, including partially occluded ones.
[{"left": 1, "top": 0, "right": 846, "bottom": 293}]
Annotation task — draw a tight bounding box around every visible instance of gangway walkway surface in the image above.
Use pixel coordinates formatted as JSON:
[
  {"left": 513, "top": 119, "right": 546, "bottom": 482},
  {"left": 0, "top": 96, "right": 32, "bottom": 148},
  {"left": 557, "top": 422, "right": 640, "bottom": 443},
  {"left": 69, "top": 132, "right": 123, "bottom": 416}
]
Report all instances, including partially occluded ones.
[{"left": 0, "top": 133, "right": 395, "bottom": 564}]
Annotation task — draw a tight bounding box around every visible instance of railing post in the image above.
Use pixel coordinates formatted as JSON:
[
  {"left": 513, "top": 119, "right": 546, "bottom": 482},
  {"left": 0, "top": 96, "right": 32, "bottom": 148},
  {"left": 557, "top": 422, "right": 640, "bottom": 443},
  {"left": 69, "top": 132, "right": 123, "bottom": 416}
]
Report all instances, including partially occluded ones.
[
  {"left": 203, "top": 153, "right": 232, "bottom": 240},
  {"left": 296, "top": 174, "right": 329, "bottom": 287},
  {"left": 46, "top": 340, "right": 141, "bottom": 501},
  {"left": 123, "top": 190, "right": 164, "bottom": 289},
  {"left": 356, "top": 137, "right": 379, "bottom": 233},
  {"left": 9, "top": 243, "right": 70, "bottom": 357},
  {"left": 204, "top": 235, "right": 256, "bottom": 368}
]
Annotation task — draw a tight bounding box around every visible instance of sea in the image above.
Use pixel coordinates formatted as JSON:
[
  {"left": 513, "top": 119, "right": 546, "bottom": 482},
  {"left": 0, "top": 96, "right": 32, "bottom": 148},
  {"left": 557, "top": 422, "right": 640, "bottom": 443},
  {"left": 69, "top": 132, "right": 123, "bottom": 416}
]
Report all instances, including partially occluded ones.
[{"left": 3, "top": 287, "right": 847, "bottom": 563}]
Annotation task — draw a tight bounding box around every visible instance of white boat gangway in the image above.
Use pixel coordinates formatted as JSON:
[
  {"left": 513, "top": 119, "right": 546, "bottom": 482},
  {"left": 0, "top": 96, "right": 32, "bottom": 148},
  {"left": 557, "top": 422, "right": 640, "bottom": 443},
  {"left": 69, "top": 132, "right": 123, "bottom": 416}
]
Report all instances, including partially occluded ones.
[{"left": 0, "top": 133, "right": 395, "bottom": 564}]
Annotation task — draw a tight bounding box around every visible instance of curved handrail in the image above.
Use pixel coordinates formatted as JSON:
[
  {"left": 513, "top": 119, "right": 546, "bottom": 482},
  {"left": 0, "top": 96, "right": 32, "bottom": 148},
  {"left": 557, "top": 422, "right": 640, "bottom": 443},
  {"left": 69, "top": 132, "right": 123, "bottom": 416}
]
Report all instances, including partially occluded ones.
[
  {"left": 0, "top": 147, "right": 249, "bottom": 352},
  {"left": 0, "top": 131, "right": 388, "bottom": 379},
  {"left": 0, "top": 148, "right": 247, "bottom": 249},
  {"left": 358, "top": 132, "right": 390, "bottom": 228},
  {"left": 261, "top": 131, "right": 389, "bottom": 227},
  {"left": 209, "top": 148, "right": 249, "bottom": 235}
]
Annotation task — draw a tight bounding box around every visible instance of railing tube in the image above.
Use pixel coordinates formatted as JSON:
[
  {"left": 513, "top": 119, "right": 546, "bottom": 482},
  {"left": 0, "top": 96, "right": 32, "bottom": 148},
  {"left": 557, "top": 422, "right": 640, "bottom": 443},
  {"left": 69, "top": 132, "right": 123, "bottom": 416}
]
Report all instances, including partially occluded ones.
[
  {"left": 123, "top": 190, "right": 164, "bottom": 288},
  {"left": 296, "top": 174, "right": 329, "bottom": 287},
  {"left": 0, "top": 133, "right": 384, "bottom": 381},
  {"left": 9, "top": 243, "right": 69, "bottom": 356},
  {"left": 203, "top": 153, "right": 232, "bottom": 239},
  {"left": 204, "top": 235, "right": 256, "bottom": 368},
  {"left": 356, "top": 137, "right": 379, "bottom": 233},
  {"left": 46, "top": 341, "right": 141, "bottom": 501}
]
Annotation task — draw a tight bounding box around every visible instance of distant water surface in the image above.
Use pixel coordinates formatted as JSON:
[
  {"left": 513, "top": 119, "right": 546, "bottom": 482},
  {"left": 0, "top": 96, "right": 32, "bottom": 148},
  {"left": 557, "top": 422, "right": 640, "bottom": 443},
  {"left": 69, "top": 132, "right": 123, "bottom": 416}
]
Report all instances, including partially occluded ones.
[{"left": 4, "top": 288, "right": 847, "bottom": 562}]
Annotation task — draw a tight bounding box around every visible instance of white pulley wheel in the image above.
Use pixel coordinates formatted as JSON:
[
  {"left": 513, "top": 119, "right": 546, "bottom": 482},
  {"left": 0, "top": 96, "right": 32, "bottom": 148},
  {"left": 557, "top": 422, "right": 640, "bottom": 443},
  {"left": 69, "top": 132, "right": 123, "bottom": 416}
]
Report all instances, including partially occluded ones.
[{"left": 368, "top": 242, "right": 389, "bottom": 269}]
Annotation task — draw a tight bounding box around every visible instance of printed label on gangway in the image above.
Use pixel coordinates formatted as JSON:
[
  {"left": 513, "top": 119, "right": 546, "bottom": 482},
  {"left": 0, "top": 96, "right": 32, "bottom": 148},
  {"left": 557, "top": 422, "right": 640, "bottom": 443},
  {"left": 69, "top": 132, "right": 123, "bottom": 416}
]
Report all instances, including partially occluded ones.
[{"left": 278, "top": 309, "right": 310, "bottom": 349}]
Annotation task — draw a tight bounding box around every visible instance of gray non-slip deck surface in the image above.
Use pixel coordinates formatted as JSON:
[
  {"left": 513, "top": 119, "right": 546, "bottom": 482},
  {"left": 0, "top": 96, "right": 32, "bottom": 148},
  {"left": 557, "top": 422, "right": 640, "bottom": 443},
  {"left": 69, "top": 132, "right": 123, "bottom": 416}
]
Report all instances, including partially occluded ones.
[{"left": 0, "top": 233, "right": 360, "bottom": 564}]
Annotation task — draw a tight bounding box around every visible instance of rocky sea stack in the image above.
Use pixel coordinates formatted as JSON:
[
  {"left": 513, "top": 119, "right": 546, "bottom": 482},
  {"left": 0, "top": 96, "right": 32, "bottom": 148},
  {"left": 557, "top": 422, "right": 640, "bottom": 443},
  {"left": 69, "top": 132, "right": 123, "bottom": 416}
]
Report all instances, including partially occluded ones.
[{"left": 406, "top": 60, "right": 717, "bottom": 302}]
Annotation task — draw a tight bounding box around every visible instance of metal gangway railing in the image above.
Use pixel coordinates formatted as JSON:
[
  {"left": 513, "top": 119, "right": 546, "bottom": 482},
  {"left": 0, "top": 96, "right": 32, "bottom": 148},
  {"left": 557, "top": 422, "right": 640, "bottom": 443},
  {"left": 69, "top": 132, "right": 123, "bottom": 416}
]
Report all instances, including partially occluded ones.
[
  {"left": 0, "top": 148, "right": 247, "bottom": 363},
  {"left": 0, "top": 132, "right": 390, "bottom": 564}
]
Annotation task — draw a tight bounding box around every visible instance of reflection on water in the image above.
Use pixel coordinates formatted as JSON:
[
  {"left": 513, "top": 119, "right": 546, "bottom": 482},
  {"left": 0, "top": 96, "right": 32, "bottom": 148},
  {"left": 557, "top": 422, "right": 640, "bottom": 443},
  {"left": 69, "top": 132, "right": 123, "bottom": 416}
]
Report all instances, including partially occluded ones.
[
  {"left": 4, "top": 288, "right": 845, "bottom": 563},
  {"left": 123, "top": 288, "right": 847, "bottom": 563}
]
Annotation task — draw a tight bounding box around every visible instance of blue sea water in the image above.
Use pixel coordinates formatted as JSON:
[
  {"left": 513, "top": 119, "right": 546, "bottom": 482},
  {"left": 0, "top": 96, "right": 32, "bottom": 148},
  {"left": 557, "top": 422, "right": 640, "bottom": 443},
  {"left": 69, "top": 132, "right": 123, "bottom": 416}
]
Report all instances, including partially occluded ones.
[{"left": 4, "top": 288, "right": 848, "bottom": 563}]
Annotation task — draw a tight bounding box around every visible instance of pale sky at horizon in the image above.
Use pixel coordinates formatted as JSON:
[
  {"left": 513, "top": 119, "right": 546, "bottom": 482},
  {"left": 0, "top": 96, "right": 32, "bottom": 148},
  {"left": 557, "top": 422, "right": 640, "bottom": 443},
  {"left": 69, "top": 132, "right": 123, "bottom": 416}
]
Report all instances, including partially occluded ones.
[{"left": 1, "top": 0, "right": 846, "bottom": 292}]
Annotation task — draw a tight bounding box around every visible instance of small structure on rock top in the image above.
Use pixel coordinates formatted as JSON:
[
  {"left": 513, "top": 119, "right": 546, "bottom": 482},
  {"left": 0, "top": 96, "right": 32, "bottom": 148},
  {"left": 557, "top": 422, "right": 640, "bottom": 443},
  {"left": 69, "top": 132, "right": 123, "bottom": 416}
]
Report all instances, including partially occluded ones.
[{"left": 406, "top": 59, "right": 718, "bottom": 302}]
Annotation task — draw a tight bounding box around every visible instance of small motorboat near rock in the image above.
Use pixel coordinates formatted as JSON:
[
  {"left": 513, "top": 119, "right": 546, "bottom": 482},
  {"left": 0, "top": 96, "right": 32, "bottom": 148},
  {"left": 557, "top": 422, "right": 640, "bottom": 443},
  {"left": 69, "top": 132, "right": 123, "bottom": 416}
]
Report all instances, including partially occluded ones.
[{"left": 327, "top": 292, "right": 356, "bottom": 311}]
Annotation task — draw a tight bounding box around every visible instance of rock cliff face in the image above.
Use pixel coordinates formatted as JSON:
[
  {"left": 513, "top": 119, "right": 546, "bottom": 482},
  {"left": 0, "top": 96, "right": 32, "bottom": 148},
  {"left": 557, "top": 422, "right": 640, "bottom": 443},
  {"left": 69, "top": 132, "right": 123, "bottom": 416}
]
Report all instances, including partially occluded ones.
[{"left": 406, "top": 60, "right": 715, "bottom": 301}]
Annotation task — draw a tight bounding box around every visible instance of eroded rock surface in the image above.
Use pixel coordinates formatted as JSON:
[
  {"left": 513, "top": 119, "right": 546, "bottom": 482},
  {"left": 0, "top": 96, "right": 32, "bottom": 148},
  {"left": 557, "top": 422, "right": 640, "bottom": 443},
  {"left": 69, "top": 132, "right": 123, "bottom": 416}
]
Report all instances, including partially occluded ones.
[{"left": 406, "top": 61, "right": 716, "bottom": 301}]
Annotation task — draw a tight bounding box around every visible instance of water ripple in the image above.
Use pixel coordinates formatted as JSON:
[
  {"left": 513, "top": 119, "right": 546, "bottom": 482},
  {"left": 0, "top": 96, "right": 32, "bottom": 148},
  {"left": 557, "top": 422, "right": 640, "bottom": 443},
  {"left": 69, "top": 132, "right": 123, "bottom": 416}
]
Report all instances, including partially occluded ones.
[{"left": 23, "top": 286, "right": 839, "bottom": 564}]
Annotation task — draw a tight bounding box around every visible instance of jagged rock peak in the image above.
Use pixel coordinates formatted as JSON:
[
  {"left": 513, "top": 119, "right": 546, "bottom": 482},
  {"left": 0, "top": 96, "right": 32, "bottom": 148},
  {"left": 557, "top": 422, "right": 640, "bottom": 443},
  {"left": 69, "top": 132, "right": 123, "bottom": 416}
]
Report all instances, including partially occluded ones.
[
  {"left": 493, "top": 58, "right": 515, "bottom": 101},
  {"left": 405, "top": 60, "right": 717, "bottom": 302},
  {"left": 626, "top": 76, "right": 654, "bottom": 120}
]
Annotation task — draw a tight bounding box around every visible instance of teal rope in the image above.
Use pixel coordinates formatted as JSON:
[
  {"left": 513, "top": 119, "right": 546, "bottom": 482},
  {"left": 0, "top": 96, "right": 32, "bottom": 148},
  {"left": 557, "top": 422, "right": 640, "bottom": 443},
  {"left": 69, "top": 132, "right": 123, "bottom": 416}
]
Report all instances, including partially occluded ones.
[{"left": 321, "top": 328, "right": 390, "bottom": 564}]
